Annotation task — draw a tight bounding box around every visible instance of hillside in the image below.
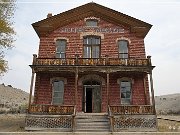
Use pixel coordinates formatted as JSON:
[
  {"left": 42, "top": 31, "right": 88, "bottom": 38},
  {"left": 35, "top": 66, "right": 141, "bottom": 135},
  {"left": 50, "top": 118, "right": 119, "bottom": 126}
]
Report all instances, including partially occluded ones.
[
  {"left": 0, "top": 84, "right": 29, "bottom": 109},
  {"left": 155, "top": 93, "right": 180, "bottom": 114}
]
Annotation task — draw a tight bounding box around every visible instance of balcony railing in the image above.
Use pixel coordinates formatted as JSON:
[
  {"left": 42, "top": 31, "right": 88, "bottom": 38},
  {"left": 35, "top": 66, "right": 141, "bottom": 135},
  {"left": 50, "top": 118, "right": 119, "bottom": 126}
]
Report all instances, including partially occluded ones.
[
  {"left": 32, "top": 56, "right": 151, "bottom": 67},
  {"left": 110, "top": 105, "right": 154, "bottom": 115},
  {"left": 29, "top": 104, "right": 74, "bottom": 115}
]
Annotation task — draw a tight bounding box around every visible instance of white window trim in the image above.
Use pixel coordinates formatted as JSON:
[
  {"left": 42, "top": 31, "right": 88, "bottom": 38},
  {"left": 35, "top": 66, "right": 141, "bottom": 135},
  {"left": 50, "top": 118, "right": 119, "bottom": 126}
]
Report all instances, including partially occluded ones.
[
  {"left": 116, "top": 37, "right": 131, "bottom": 44},
  {"left": 80, "top": 32, "right": 104, "bottom": 39},
  {"left": 84, "top": 17, "right": 100, "bottom": 22},
  {"left": 52, "top": 80, "right": 64, "bottom": 105},
  {"left": 54, "top": 37, "right": 69, "bottom": 43},
  {"left": 117, "top": 77, "right": 133, "bottom": 105}
]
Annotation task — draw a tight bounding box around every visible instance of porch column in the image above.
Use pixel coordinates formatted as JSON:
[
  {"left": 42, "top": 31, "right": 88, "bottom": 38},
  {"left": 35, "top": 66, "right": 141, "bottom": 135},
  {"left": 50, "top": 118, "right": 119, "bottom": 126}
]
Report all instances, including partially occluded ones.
[
  {"left": 149, "top": 72, "right": 156, "bottom": 114},
  {"left": 75, "top": 67, "right": 78, "bottom": 106},
  {"left": 147, "top": 55, "right": 156, "bottom": 113},
  {"left": 143, "top": 76, "right": 147, "bottom": 104},
  {"left": 106, "top": 72, "right": 110, "bottom": 107},
  {"left": 28, "top": 54, "right": 37, "bottom": 113}
]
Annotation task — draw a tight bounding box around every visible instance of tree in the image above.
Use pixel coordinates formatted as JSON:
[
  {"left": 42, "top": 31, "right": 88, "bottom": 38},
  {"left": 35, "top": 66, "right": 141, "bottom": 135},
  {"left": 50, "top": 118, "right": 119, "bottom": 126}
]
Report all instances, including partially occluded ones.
[{"left": 0, "top": 0, "right": 16, "bottom": 75}]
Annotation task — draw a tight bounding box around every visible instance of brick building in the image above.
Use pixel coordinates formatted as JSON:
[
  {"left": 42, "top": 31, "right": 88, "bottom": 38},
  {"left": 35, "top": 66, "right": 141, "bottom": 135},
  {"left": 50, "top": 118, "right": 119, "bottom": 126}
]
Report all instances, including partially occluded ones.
[{"left": 26, "top": 2, "right": 157, "bottom": 132}]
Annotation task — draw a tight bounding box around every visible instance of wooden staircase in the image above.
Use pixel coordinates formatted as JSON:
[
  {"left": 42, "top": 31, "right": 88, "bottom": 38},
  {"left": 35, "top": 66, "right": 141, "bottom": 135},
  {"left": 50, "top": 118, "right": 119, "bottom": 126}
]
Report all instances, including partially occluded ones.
[{"left": 75, "top": 113, "right": 110, "bottom": 132}]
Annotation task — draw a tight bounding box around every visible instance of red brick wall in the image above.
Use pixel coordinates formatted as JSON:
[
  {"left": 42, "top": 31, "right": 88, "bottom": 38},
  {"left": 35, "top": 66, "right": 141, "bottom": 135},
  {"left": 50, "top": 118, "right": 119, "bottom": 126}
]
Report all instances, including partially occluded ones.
[
  {"left": 109, "top": 73, "right": 149, "bottom": 106},
  {"left": 34, "top": 73, "right": 75, "bottom": 105},
  {"left": 33, "top": 72, "right": 149, "bottom": 112},
  {"left": 38, "top": 18, "right": 146, "bottom": 59}
]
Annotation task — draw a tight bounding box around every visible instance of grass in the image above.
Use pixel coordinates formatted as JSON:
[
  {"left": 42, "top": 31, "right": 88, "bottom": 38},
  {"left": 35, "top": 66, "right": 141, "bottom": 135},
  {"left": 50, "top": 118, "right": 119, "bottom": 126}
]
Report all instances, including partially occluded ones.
[{"left": 158, "top": 119, "right": 180, "bottom": 132}]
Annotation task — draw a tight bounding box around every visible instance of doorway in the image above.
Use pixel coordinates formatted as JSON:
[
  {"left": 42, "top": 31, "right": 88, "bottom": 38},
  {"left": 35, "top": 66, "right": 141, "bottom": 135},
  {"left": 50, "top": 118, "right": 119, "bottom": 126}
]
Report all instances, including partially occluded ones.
[{"left": 83, "top": 80, "right": 101, "bottom": 113}]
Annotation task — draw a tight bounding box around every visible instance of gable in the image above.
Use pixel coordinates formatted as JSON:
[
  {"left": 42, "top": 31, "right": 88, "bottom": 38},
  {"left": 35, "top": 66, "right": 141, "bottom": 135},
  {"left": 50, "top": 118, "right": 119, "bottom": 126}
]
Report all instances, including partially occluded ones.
[{"left": 32, "top": 2, "right": 152, "bottom": 38}]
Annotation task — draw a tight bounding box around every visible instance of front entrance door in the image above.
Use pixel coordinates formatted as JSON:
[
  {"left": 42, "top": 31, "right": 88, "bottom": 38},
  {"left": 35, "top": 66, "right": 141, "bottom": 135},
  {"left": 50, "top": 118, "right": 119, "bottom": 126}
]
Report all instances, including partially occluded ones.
[{"left": 83, "top": 85, "right": 101, "bottom": 113}]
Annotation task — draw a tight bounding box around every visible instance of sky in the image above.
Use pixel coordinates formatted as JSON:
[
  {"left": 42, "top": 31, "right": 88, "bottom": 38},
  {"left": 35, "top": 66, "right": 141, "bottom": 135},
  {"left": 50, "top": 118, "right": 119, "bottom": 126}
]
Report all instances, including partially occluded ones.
[{"left": 1, "top": 0, "right": 180, "bottom": 96}]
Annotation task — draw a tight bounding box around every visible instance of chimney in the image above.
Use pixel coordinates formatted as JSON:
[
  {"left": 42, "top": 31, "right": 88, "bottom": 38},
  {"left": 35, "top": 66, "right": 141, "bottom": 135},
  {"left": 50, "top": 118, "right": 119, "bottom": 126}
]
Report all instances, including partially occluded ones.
[{"left": 47, "top": 13, "right": 52, "bottom": 18}]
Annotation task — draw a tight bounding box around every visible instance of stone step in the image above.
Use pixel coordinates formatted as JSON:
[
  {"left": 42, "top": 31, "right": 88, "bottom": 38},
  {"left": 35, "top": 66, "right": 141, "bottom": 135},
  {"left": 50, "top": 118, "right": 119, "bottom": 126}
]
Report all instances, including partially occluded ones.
[
  {"left": 76, "top": 129, "right": 110, "bottom": 132},
  {"left": 76, "top": 119, "right": 109, "bottom": 122},
  {"left": 76, "top": 125, "right": 109, "bottom": 130},
  {"left": 75, "top": 114, "right": 110, "bottom": 132},
  {"left": 76, "top": 115, "right": 108, "bottom": 118},
  {"left": 76, "top": 122, "right": 109, "bottom": 126}
]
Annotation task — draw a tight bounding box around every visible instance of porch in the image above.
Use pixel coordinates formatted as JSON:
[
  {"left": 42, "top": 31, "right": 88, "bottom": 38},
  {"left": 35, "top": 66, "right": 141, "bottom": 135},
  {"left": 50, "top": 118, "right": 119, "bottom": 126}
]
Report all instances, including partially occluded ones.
[
  {"left": 25, "top": 104, "right": 157, "bottom": 131},
  {"left": 26, "top": 55, "right": 157, "bottom": 131}
]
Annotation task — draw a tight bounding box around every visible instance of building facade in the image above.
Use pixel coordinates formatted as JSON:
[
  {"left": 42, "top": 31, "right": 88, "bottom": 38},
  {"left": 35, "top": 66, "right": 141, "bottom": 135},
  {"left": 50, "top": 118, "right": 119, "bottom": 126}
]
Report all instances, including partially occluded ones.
[{"left": 26, "top": 3, "right": 157, "bottom": 132}]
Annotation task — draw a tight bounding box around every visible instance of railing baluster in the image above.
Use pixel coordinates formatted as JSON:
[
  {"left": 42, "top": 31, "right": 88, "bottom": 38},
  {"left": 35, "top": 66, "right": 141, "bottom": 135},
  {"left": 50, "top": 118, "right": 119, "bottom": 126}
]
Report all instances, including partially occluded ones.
[
  {"left": 34, "top": 57, "right": 150, "bottom": 67},
  {"left": 109, "top": 105, "right": 154, "bottom": 115}
]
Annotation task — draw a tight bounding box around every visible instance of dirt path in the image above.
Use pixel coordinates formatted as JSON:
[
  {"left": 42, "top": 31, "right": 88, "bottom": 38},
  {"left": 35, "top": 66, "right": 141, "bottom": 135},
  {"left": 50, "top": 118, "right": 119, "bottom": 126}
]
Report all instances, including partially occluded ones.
[{"left": 0, "top": 114, "right": 25, "bottom": 132}]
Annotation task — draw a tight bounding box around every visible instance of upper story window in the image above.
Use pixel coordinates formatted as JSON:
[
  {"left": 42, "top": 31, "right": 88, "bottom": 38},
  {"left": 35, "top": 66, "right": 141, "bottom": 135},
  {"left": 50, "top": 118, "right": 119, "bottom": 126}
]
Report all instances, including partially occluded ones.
[
  {"left": 83, "top": 36, "right": 100, "bottom": 58},
  {"left": 55, "top": 39, "right": 66, "bottom": 58},
  {"left": 118, "top": 40, "right": 129, "bottom": 58},
  {"left": 120, "top": 80, "right": 131, "bottom": 105},
  {"left": 86, "top": 19, "right": 98, "bottom": 27},
  {"left": 52, "top": 80, "right": 64, "bottom": 104}
]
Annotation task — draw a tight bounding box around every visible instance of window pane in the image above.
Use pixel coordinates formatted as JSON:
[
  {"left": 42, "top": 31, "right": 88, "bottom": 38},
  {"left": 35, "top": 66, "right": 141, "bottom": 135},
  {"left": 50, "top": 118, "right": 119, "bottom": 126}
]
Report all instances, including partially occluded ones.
[
  {"left": 53, "top": 81, "right": 64, "bottom": 104},
  {"left": 57, "top": 45, "right": 65, "bottom": 52},
  {"left": 120, "top": 81, "right": 131, "bottom": 104},
  {"left": 121, "top": 98, "right": 130, "bottom": 104},
  {"left": 96, "top": 38, "right": 100, "bottom": 44},
  {"left": 86, "top": 19, "right": 98, "bottom": 26},
  {"left": 121, "top": 93, "right": 126, "bottom": 98},
  {"left": 56, "top": 53, "right": 60, "bottom": 58},
  {"left": 84, "top": 38, "right": 91, "bottom": 44},
  {"left": 53, "top": 98, "right": 63, "bottom": 104},
  {"left": 56, "top": 40, "right": 66, "bottom": 58},
  {"left": 87, "top": 37, "right": 91, "bottom": 44},
  {"left": 84, "top": 38, "right": 87, "bottom": 44},
  {"left": 92, "top": 46, "right": 99, "bottom": 58},
  {"left": 119, "top": 54, "right": 128, "bottom": 59},
  {"left": 92, "top": 37, "right": 100, "bottom": 45},
  {"left": 60, "top": 53, "right": 65, "bottom": 58},
  {"left": 121, "top": 81, "right": 130, "bottom": 87},
  {"left": 126, "top": 92, "right": 131, "bottom": 98},
  {"left": 53, "top": 92, "right": 61, "bottom": 97},
  {"left": 83, "top": 36, "right": 100, "bottom": 58},
  {"left": 119, "top": 41, "right": 128, "bottom": 53},
  {"left": 84, "top": 46, "right": 91, "bottom": 58},
  {"left": 53, "top": 81, "right": 64, "bottom": 92}
]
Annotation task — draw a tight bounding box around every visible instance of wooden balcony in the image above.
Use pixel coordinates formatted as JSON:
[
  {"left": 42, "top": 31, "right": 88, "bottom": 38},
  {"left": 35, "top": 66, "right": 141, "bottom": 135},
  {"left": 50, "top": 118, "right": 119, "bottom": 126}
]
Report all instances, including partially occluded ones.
[
  {"left": 34, "top": 57, "right": 150, "bottom": 66},
  {"left": 30, "top": 55, "right": 154, "bottom": 73}
]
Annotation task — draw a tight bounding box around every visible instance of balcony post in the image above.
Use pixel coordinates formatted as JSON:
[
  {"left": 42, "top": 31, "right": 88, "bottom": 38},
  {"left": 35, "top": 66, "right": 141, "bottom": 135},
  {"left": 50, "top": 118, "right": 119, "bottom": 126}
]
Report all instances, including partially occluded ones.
[
  {"left": 105, "top": 55, "right": 109, "bottom": 65},
  {"left": 75, "top": 67, "right": 78, "bottom": 106},
  {"left": 149, "top": 71, "right": 156, "bottom": 114},
  {"left": 75, "top": 54, "right": 79, "bottom": 65},
  {"left": 143, "top": 76, "right": 147, "bottom": 104},
  {"left": 106, "top": 72, "right": 110, "bottom": 109},
  {"left": 147, "top": 55, "right": 152, "bottom": 66},
  {"left": 28, "top": 54, "right": 37, "bottom": 113}
]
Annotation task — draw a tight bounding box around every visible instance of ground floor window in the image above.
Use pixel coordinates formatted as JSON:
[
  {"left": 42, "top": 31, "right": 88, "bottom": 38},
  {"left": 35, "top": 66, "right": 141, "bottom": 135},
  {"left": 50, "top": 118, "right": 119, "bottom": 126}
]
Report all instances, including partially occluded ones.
[
  {"left": 120, "top": 80, "right": 131, "bottom": 104},
  {"left": 52, "top": 80, "right": 64, "bottom": 104}
]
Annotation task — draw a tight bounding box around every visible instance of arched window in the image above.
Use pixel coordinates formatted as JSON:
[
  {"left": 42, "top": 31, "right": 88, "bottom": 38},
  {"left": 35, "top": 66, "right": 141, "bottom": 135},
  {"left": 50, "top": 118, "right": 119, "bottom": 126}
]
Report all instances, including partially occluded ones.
[
  {"left": 83, "top": 36, "right": 100, "bottom": 58},
  {"left": 55, "top": 39, "right": 66, "bottom": 58},
  {"left": 86, "top": 19, "right": 98, "bottom": 27},
  {"left": 118, "top": 40, "right": 129, "bottom": 58},
  {"left": 52, "top": 80, "right": 64, "bottom": 104},
  {"left": 120, "top": 80, "right": 131, "bottom": 104}
]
